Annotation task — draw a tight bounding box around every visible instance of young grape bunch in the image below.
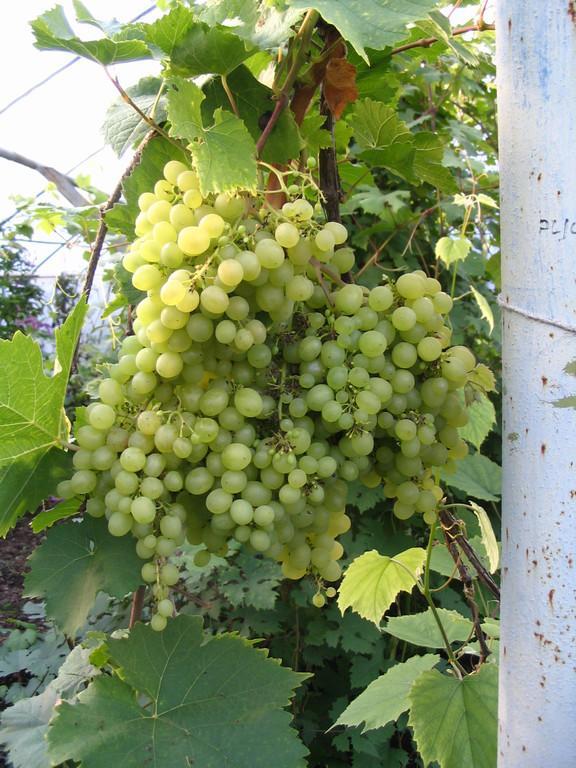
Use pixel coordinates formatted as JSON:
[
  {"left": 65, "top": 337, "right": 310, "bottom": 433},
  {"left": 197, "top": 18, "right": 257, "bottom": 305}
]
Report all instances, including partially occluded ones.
[{"left": 58, "top": 157, "right": 484, "bottom": 628}]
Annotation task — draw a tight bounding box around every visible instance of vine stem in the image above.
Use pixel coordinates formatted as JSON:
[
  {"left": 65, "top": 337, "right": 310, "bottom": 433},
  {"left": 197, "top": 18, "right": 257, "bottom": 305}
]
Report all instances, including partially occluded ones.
[
  {"left": 440, "top": 519, "right": 491, "bottom": 661},
  {"left": 256, "top": 9, "right": 319, "bottom": 157},
  {"left": 439, "top": 506, "right": 501, "bottom": 600},
  {"left": 129, "top": 586, "right": 146, "bottom": 628},
  {"left": 421, "top": 520, "right": 467, "bottom": 675},
  {"left": 390, "top": 21, "right": 494, "bottom": 57}
]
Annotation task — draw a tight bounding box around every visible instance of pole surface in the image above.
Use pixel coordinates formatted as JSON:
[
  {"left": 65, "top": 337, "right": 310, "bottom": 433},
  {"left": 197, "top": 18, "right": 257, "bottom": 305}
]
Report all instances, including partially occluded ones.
[{"left": 496, "top": 2, "right": 576, "bottom": 765}]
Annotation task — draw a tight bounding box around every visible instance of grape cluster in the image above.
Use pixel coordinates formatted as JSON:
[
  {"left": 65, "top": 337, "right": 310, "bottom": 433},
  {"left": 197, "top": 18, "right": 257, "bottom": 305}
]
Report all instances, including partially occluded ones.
[{"left": 58, "top": 159, "right": 479, "bottom": 629}]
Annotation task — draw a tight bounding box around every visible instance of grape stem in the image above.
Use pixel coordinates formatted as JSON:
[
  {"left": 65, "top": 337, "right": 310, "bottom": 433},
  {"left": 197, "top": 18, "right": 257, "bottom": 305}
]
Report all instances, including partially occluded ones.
[
  {"left": 310, "top": 259, "right": 335, "bottom": 305},
  {"left": 310, "top": 257, "right": 347, "bottom": 287}
]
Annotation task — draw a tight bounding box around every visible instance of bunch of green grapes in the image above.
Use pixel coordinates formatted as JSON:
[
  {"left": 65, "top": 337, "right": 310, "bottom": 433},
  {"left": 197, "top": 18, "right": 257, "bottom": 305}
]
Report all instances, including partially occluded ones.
[{"left": 58, "top": 158, "right": 480, "bottom": 629}]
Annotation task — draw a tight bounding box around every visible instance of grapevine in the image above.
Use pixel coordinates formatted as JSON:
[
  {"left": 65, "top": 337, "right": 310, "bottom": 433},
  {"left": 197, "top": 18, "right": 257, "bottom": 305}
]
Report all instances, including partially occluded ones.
[{"left": 57, "top": 157, "right": 481, "bottom": 630}]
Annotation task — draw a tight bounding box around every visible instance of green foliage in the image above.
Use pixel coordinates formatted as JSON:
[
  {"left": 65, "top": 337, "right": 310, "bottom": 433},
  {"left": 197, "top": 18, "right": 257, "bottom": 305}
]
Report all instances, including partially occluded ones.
[
  {"left": 338, "top": 548, "right": 427, "bottom": 625},
  {"left": 48, "top": 616, "right": 308, "bottom": 768},
  {"left": 383, "top": 608, "right": 473, "bottom": 649},
  {"left": 459, "top": 393, "right": 496, "bottom": 450},
  {"left": 287, "top": 0, "right": 439, "bottom": 62},
  {"left": 350, "top": 99, "right": 456, "bottom": 191},
  {"left": 203, "top": 66, "right": 301, "bottom": 164},
  {"left": 167, "top": 78, "right": 257, "bottom": 193},
  {"left": 0, "top": 646, "right": 98, "bottom": 768},
  {"left": 0, "top": 300, "right": 86, "bottom": 535},
  {"left": 334, "top": 654, "right": 440, "bottom": 733},
  {"left": 103, "top": 77, "right": 167, "bottom": 157},
  {"left": 443, "top": 453, "right": 502, "bottom": 501},
  {"left": 31, "top": 5, "right": 151, "bottom": 64},
  {"left": 0, "top": 449, "right": 72, "bottom": 537},
  {"left": 408, "top": 665, "right": 498, "bottom": 768},
  {"left": 436, "top": 235, "right": 472, "bottom": 266},
  {"left": 25, "top": 517, "right": 142, "bottom": 636},
  {"left": 30, "top": 497, "right": 83, "bottom": 533}
]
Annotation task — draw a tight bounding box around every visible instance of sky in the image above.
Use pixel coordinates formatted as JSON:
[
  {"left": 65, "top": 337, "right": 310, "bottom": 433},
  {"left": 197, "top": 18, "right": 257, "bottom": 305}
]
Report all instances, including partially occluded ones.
[{"left": 0, "top": 0, "right": 161, "bottom": 278}]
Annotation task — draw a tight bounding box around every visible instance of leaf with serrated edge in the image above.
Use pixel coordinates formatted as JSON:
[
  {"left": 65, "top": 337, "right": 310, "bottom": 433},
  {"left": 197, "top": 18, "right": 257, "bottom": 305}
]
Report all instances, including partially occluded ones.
[
  {"left": 47, "top": 616, "right": 308, "bottom": 768},
  {"left": 469, "top": 501, "right": 499, "bottom": 573},
  {"left": 167, "top": 78, "right": 257, "bottom": 194},
  {"left": 459, "top": 393, "right": 496, "bottom": 450},
  {"left": 170, "top": 22, "right": 253, "bottom": 76},
  {"left": 338, "top": 548, "right": 426, "bottom": 625},
  {"left": 383, "top": 608, "right": 473, "bottom": 649},
  {"left": 335, "top": 654, "right": 440, "bottom": 733},
  {"left": 436, "top": 236, "right": 472, "bottom": 267},
  {"left": 408, "top": 665, "right": 498, "bottom": 768},
  {"left": 24, "top": 517, "right": 142, "bottom": 636},
  {"left": 442, "top": 453, "right": 501, "bottom": 502},
  {"left": 145, "top": 5, "right": 195, "bottom": 56},
  {"left": 287, "top": 0, "right": 439, "bottom": 62},
  {"left": 0, "top": 299, "right": 86, "bottom": 463}
]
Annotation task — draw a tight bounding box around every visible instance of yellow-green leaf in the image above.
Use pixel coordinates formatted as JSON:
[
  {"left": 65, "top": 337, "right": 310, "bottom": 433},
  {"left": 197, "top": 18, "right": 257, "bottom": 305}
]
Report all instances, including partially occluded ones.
[
  {"left": 470, "top": 286, "right": 494, "bottom": 335},
  {"left": 469, "top": 501, "right": 499, "bottom": 573},
  {"left": 338, "top": 548, "right": 426, "bottom": 625}
]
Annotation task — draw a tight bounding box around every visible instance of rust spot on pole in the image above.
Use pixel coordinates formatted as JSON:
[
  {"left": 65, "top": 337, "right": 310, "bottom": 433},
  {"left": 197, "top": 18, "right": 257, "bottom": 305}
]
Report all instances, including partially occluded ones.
[
  {"left": 569, "top": 1, "right": 576, "bottom": 23},
  {"left": 548, "top": 588, "right": 556, "bottom": 608}
]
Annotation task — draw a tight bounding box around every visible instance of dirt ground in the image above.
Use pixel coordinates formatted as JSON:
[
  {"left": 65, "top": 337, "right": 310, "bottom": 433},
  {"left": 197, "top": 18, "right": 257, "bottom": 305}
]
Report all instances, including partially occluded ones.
[{"left": 0, "top": 518, "right": 38, "bottom": 635}]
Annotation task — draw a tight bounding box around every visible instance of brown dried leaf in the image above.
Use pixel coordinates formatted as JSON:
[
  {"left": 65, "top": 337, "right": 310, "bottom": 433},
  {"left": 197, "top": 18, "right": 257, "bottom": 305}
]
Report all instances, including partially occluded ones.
[{"left": 323, "top": 58, "right": 359, "bottom": 120}]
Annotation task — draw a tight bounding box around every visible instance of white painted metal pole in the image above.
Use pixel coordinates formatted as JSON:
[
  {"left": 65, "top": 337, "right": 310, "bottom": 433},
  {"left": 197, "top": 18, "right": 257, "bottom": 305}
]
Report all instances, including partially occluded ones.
[{"left": 496, "top": 3, "right": 576, "bottom": 765}]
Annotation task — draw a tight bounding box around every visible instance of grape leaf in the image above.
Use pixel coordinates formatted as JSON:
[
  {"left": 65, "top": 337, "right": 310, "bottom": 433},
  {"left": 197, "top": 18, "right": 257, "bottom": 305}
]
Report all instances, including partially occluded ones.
[
  {"left": 350, "top": 100, "right": 455, "bottom": 191},
  {"left": 0, "top": 298, "right": 87, "bottom": 463},
  {"left": 31, "top": 497, "right": 82, "bottom": 533},
  {"left": 48, "top": 616, "right": 309, "bottom": 768},
  {"left": 412, "top": 132, "right": 457, "bottom": 192},
  {"left": 469, "top": 501, "right": 499, "bottom": 573},
  {"left": 0, "top": 646, "right": 97, "bottom": 768},
  {"left": 436, "top": 236, "right": 472, "bottom": 267},
  {"left": 194, "top": 0, "right": 303, "bottom": 50},
  {"left": 470, "top": 285, "right": 495, "bottom": 334},
  {"left": 30, "top": 5, "right": 151, "bottom": 64},
  {"left": 408, "top": 665, "right": 498, "bottom": 768},
  {"left": 338, "top": 548, "right": 427, "bottom": 625},
  {"left": 459, "top": 393, "right": 496, "bottom": 450},
  {"left": 106, "top": 136, "right": 188, "bottom": 236},
  {"left": 0, "top": 448, "right": 72, "bottom": 537},
  {"left": 442, "top": 453, "right": 502, "bottom": 501},
  {"left": 347, "top": 481, "right": 383, "bottom": 513},
  {"left": 24, "top": 517, "right": 142, "bottom": 637},
  {"left": 144, "top": 5, "right": 195, "bottom": 56},
  {"left": 167, "top": 78, "right": 257, "bottom": 194},
  {"left": 334, "top": 654, "right": 440, "bottom": 732},
  {"left": 221, "top": 553, "right": 282, "bottom": 610},
  {"left": 287, "top": 0, "right": 439, "bottom": 62},
  {"left": 383, "top": 608, "right": 473, "bottom": 648},
  {"left": 203, "top": 66, "right": 301, "bottom": 164},
  {"left": 102, "top": 77, "right": 167, "bottom": 157},
  {"left": 171, "top": 22, "right": 253, "bottom": 76}
]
